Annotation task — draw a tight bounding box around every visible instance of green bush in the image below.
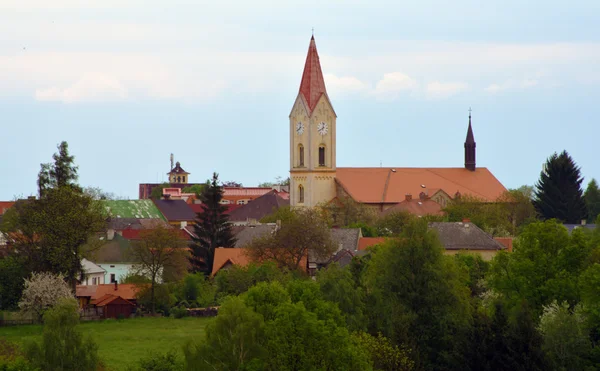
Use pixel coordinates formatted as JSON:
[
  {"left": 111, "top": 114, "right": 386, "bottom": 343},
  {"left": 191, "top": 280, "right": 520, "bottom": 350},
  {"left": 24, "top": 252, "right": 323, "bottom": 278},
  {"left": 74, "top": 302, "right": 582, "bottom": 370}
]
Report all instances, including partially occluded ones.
[
  {"left": 170, "top": 306, "right": 188, "bottom": 319},
  {"left": 0, "top": 357, "right": 39, "bottom": 371},
  {"left": 352, "top": 332, "right": 414, "bottom": 371},
  {"left": 25, "top": 298, "right": 100, "bottom": 371},
  {"left": 131, "top": 351, "right": 182, "bottom": 371}
]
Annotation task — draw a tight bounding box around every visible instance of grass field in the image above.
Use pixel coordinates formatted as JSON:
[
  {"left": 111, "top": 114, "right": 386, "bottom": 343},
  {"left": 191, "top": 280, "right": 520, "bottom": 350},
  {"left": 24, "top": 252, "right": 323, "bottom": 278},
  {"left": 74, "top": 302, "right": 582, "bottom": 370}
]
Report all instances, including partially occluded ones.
[{"left": 0, "top": 316, "right": 210, "bottom": 370}]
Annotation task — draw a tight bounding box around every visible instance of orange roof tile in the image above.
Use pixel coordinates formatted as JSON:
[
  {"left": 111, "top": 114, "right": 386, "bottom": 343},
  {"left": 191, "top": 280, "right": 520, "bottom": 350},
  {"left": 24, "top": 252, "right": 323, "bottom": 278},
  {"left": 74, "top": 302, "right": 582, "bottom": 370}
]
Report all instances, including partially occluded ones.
[
  {"left": 358, "top": 237, "right": 388, "bottom": 251},
  {"left": 335, "top": 167, "right": 506, "bottom": 204},
  {"left": 212, "top": 248, "right": 253, "bottom": 276},
  {"left": 494, "top": 237, "right": 513, "bottom": 252},
  {"left": 0, "top": 202, "right": 15, "bottom": 215},
  {"left": 76, "top": 283, "right": 140, "bottom": 301},
  {"left": 299, "top": 36, "right": 327, "bottom": 114}
]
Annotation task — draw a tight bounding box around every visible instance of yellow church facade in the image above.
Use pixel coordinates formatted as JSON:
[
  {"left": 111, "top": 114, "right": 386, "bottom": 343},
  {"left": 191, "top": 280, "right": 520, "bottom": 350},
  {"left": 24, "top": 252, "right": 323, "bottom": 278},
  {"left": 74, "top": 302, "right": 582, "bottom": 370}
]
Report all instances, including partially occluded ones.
[{"left": 290, "top": 36, "right": 507, "bottom": 211}]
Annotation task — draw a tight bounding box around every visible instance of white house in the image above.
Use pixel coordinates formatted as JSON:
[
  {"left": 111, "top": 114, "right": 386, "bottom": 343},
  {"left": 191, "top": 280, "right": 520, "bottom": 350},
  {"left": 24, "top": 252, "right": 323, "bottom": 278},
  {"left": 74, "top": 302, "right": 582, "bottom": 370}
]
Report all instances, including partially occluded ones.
[{"left": 81, "top": 258, "right": 106, "bottom": 285}]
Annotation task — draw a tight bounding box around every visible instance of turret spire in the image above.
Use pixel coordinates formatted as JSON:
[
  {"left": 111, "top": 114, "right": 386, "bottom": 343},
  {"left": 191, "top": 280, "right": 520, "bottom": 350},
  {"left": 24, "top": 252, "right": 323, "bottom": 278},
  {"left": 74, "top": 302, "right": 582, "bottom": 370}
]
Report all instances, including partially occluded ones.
[
  {"left": 298, "top": 35, "right": 327, "bottom": 114},
  {"left": 464, "top": 109, "right": 476, "bottom": 171}
]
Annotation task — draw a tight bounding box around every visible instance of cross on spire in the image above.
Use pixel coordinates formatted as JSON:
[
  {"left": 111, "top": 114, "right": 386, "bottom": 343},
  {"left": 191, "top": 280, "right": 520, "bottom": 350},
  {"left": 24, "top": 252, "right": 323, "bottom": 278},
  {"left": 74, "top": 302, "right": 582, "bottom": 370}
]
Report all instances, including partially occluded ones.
[{"left": 468, "top": 107, "right": 472, "bottom": 117}]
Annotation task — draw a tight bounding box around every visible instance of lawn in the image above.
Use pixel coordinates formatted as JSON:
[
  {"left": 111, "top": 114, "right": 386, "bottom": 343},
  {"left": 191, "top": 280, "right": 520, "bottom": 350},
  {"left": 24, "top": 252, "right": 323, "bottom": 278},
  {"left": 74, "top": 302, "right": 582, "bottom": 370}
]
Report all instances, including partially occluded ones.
[{"left": 0, "top": 316, "right": 210, "bottom": 370}]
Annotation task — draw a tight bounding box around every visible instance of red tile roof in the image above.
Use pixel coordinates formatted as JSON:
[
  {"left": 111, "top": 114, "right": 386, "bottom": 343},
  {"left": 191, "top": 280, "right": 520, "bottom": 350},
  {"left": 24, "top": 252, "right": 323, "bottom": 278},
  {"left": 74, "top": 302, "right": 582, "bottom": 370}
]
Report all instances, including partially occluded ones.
[
  {"left": 336, "top": 167, "right": 506, "bottom": 204},
  {"left": 358, "top": 237, "right": 388, "bottom": 251},
  {"left": 382, "top": 198, "right": 444, "bottom": 217},
  {"left": 93, "top": 294, "right": 135, "bottom": 307},
  {"left": 223, "top": 188, "right": 273, "bottom": 197},
  {"left": 299, "top": 36, "right": 327, "bottom": 114},
  {"left": 76, "top": 283, "right": 140, "bottom": 301},
  {"left": 494, "top": 237, "right": 513, "bottom": 252},
  {"left": 212, "top": 248, "right": 253, "bottom": 276},
  {"left": 190, "top": 203, "right": 241, "bottom": 215},
  {"left": 0, "top": 202, "right": 15, "bottom": 215}
]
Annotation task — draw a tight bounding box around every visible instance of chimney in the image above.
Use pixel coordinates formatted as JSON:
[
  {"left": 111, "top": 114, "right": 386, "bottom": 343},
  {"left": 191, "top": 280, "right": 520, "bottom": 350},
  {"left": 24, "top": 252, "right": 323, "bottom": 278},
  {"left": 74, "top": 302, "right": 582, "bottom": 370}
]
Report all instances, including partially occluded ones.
[
  {"left": 114, "top": 281, "right": 118, "bottom": 291},
  {"left": 405, "top": 194, "right": 412, "bottom": 202},
  {"left": 462, "top": 218, "right": 471, "bottom": 223},
  {"left": 107, "top": 229, "right": 115, "bottom": 241},
  {"left": 419, "top": 192, "right": 427, "bottom": 200}
]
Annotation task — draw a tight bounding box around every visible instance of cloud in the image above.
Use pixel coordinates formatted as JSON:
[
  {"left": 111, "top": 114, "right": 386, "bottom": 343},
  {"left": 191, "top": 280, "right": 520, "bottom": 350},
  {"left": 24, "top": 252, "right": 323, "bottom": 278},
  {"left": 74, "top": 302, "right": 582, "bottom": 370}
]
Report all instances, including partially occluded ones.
[
  {"left": 323, "top": 73, "right": 368, "bottom": 96},
  {"left": 484, "top": 79, "right": 539, "bottom": 93},
  {"left": 372, "top": 72, "right": 418, "bottom": 100},
  {"left": 425, "top": 81, "right": 468, "bottom": 99},
  {"left": 35, "top": 73, "right": 127, "bottom": 103}
]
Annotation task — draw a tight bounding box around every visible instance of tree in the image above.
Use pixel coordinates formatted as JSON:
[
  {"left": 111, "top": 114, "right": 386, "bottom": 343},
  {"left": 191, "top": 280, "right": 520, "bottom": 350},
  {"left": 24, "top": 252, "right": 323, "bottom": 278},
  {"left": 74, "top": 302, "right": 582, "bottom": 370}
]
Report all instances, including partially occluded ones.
[
  {"left": 130, "top": 225, "right": 189, "bottom": 314},
  {"left": 83, "top": 186, "right": 118, "bottom": 200},
  {"left": 189, "top": 172, "right": 237, "bottom": 274},
  {"left": 258, "top": 176, "right": 290, "bottom": 188},
  {"left": 181, "top": 184, "right": 205, "bottom": 195},
  {"left": 364, "top": 219, "right": 472, "bottom": 369},
  {"left": 533, "top": 150, "right": 587, "bottom": 223},
  {"left": 488, "top": 220, "right": 593, "bottom": 317},
  {"left": 37, "top": 141, "right": 80, "bottom": 197},
  {"left": 319, "top": 196, "right": 377, "bottom": 227},
  {"left": 150, "top": 183, "right": 170, "bottom": 200},
  {"left": 18, "top": 272, "right": 73, "bottom": 322},
  {"left": 374, "top": 210, "right": 414, "bottom": 236},
  {"left": 25, "top": 298, "right": 100, "bottom": 370},
  {"left": 222, "top": 181, "right": 243, "bottom": 187},
  {"left": 183, "top": 296, "right": 265, "bottom": 370},
  {"left": 0, "top": 256, "right": 27, "bottom": 310},
  {"left": 538, "top": 301, "right": 593, "bottom": 370},
  {"left": 352, "top": 332, "right": 414, "bottom": 371},
  {"left": 584, "top": 179, "right": 600, "bottom": 223},
  {"left": 246, "top": 208, "right": 336, "bottom": 271}
]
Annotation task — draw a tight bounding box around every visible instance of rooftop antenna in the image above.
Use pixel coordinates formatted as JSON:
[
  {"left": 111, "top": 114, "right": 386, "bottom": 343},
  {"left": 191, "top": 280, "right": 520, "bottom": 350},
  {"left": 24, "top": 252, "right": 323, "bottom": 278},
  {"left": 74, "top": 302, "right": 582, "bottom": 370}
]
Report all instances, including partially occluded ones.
[{"left": 170, "top": 153, "right": 174, "bottom": 171}]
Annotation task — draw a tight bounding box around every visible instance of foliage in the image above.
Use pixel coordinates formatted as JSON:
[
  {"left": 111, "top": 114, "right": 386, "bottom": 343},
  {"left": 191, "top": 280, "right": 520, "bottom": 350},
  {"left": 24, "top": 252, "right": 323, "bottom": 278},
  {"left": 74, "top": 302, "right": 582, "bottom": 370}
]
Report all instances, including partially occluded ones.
[
  {"left": 444, "top": 194, "right": 516, "bottom": 236},
  {"left": 347, "top": 222, "right": 377, "bottom": 237},
  {"left": 83, "top": 186, "right": 118, "bottom": 200},
  {"left": 214, "top": 262, "right": 286, "bottom": 300},
  {"left": 25, "top": 298, "right": 100, "bottom": 371},
  {"left": 18, "top": 272, "right": 72, "bottom": 322},
  {"left": 364, "top": 219, "right": 472, "bottom": 369},
  {"left": 183, "top": 296, "right": 265, "bottom": 370},
  {"left": 259, "top": 206, "right": 296, "bottom": 224},
  {"left": 453, "top": 253, "right": 490, "bottom": 297},
  {"left": 585, "top": 179, "right": 600, "bottom": 223},
  {"left": 0, "top": 358, "right": 38, "bottom": 371},
  {"left": 181, "top": 184, "right": 204, "bottom": 196},
  {"left": 121, "top": 273, "right": 152, "bottom": 285},
  {"left": 130, "top": 225, "right": 190, "bottom": 313},
  {"left": 136, "top": 284, "right": 176, "bottom": 316},
  {"left": 533, "top": 150, "right": 587, "bottom": 223},
  {"left": 538, "top": 301, "right": 593, "bottom": 371},
  {"left": 129, "top": 351, "right": 182, "bottom": 371},
  {"left": 319, "top": 196, "right": 377, "bottom": 227},
  {"left": 0, "top": 257, "right": 27, "bottom": 310},
  {"left": 246, "top": 207, "right": 336, "bottom": 270},
  {"left": 352, "top": 332, "right": 414, "bottom": 371},
  {"left": 258, "top": 176, "right": 289, "bottom": 188},
  {"left": 243, "top": 281, "right": 290, "bottom": 322},
  {"left": 150, "top": 183, "right": 170, "bottom": 200},
  {"left": 317, "top": 263, "right": 366, "bottom": 331},
  {"left": 170, "top": 306, "right": 188, "bottom": 319},
  {"left": 189, "top": 172, "right": 237, "bottom": 274},
  {"left": 178, "top": 273, "right": 216, "bottom": 308},
  {"left": 221, "top": 181, "right": 243, "bottom": 187},
  {"left": 488, "top": 220, "right": 593, "bottom": 317},
  {"left": 37, "top": 141, "right": 80, "bottom": 197},
  {"left": 374, "top": 210, "right": 414, "bottom": 236}
]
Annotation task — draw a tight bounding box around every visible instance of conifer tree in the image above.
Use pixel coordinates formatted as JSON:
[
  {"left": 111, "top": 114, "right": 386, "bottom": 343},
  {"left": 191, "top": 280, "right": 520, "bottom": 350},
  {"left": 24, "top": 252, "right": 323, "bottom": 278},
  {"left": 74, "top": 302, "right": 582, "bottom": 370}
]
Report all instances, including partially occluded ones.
[
  {"left": 190, "top": 172, "right": 236, "bottom": 274},
  {"left": 584, "top": 179, "right": 600, "bottom": 223},
  {"left": 533, "top": 151, "right": 587, "bottom": 223},
  {"left": 37, "top": 141, "right": 81, "bottom": 197}
]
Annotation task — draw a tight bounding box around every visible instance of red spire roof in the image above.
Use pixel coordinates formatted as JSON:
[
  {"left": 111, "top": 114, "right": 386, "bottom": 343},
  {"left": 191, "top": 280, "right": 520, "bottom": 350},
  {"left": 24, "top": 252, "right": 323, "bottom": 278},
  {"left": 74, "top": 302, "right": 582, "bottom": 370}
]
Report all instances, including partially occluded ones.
[{"left": 299, "top": 36, "right": 328, "bottom": 114}]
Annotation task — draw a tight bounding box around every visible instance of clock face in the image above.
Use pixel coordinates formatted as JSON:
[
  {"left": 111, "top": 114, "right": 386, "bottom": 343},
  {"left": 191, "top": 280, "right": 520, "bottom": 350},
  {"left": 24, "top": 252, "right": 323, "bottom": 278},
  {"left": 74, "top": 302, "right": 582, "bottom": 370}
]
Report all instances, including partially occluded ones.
[
  {"left": 317, "top": 122, "right": 328, "bottom": 136},
  {"left": 296, "top": 122, "right": 305, "bottom": 135}
]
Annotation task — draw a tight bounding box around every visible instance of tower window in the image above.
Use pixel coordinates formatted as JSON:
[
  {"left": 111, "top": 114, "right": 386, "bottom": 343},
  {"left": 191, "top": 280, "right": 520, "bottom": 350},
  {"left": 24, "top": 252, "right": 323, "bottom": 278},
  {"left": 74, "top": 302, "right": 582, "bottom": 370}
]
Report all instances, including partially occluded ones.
[
  {"left": 177, "top": 176, "right": 181, "bottom": 183},
  {"left": 299, "top": 144, "right": 304, "bottom": 167},
  {"left": 299, "top": 185, "right": 304, "bottom": 204},
  {"left": 182, "top": 176, "right": 186, "bottom": 183},
  {"left": 319, "top": 145, "right": 325, "bottom": 166}
]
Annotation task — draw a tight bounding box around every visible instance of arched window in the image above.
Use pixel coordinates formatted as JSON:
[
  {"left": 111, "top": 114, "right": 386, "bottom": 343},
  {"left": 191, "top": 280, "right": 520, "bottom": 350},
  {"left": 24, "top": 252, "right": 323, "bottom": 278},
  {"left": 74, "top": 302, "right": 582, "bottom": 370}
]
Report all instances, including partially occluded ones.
[
  {"left": 299, "top": 185, "right": 304, "bottom": 204},
  {"left": 318, "top": 145, "right": 325, "bottom": 167},
  {"left": 177, "top": 176, "right": 181, "bottom": 183},
  {"left": 299, "top": 144, "right": 304, "bottom": 167}
]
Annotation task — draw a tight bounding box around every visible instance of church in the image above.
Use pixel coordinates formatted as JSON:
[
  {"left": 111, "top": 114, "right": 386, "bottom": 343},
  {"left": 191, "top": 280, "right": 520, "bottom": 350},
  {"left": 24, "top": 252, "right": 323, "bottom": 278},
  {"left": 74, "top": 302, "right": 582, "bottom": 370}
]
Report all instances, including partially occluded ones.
[{"left": 289, "top": 36, "right": 507, "bottom": 212}]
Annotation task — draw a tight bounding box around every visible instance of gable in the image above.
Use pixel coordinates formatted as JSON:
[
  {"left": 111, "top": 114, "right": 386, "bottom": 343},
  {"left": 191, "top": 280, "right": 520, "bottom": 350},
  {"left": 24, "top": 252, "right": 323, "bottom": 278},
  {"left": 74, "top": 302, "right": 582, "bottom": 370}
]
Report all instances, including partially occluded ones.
[{"left": 335, "top": 167, "right": 507, "bottom": 204}]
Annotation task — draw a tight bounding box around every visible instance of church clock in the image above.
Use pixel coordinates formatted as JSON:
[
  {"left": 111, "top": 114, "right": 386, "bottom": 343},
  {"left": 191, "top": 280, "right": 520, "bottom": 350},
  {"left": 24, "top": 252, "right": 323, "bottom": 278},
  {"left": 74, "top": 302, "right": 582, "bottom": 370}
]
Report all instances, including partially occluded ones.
[
  {"left": 296, "top": 122, "right": 305, "bottom": 135},
  {"left": 317, "top": 122, "right": 328, "bottom": 136}
]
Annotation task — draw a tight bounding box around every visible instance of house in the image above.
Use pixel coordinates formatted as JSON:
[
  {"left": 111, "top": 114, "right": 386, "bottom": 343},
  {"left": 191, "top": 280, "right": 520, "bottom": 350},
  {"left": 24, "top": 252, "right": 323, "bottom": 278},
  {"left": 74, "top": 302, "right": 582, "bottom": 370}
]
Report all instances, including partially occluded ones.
[
  {"left": 153, "top": 199, "right": 197, "bottom": 227},
  {"left": 81, "top": 258, "right": 106, "bottom": 285},
  {"left": 308, "top": 228, "right": 362, "bottom": 274},
  {"left": 228, "top": 190, "right": 290, "bottom": 225},
  {"left": 212, "top": 248, "right": 253, "bottom": 276},
  {"left": 358, "top": 237, "right": 389, "bottom": 251},
  {"left": 0, "top": 202, "right": 15, "bottom": 216},
  {"left": 90, "top": 234, "right": 137, "bottom": 283},
  {"left": 92, "top": 294, "right": 136, "bottom": 319},
  {"left": 288, "top": 36, "right": 507, "bottom": 213},
  {"left": 76, "top": 282, "right": 139, "bottom": 309},
  {"left": 429, "top": 221, "right": 506, "bottom": 260},
  {"left": 233, "top": 224, "right": 279, "bottom": 248}
]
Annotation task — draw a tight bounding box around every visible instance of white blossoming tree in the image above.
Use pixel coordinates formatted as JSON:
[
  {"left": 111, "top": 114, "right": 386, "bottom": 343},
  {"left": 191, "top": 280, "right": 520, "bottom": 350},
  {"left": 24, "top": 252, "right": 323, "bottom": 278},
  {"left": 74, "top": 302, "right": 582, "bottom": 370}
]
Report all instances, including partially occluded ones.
[{"left": 18, "top": 272, "right": 73, "bottom": 322}]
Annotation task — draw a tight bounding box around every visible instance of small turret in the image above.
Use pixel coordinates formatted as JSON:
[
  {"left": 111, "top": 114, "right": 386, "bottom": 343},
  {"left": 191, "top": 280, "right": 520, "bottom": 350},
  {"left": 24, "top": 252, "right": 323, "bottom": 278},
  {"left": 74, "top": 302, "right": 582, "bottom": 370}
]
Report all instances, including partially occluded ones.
[{"left": 464, "top": 109, "right": 476, "bottom": 171}]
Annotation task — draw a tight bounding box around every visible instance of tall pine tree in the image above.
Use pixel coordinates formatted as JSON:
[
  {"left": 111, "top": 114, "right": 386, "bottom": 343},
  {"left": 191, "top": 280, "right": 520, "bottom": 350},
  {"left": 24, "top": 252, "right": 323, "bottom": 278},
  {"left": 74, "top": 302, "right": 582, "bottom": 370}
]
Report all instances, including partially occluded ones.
[
  {"left": 584, "top": 179, "right": 600, "bottom": 223},
  {"left": 533, "top": 151, "right": 587, "bottom": 223},
  {"left": 37, "top": 141, "right": 81, "bottom": 197},
  {"left": 190, "top": 172, "right": 236, "bottom": 274}
]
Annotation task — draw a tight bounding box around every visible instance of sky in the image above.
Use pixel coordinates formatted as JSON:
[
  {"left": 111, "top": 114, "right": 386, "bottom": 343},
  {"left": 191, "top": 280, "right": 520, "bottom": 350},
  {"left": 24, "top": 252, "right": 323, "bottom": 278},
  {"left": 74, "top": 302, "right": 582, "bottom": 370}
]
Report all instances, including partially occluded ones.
[{"left": 1, "top": 0, "right": 599, "bottom": 200}]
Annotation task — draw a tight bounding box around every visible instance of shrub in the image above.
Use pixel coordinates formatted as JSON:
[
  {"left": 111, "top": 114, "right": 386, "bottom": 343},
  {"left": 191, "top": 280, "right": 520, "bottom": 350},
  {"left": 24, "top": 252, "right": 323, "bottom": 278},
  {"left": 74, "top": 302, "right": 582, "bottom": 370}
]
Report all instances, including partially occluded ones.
[
  {"left": 171, "top": 306, "right": 188, "bottom": 319},
  {"left": 18, "top": 272, "right": 72, "bottom": 322},
  {"left": 352, "top": 332, "right": 414, "bottom": 371},
  {"left": 133, "top": 351, "right": 182, "bottom": 371},
  {"left": 0, "top": 357, "right": 39, "bottom": 371},
  {"left": 25, "top": 298, "right": 100, "bottom": 370}
]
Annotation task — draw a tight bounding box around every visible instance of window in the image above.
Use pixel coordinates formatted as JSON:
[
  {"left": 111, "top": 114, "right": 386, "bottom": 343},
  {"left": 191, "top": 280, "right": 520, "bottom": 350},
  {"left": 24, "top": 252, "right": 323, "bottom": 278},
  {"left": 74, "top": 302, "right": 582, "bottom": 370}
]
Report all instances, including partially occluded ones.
[
  {"left": 319, "top": 145, "right": 325, "bottom": 166},
  {"left": 299, "top": 185, "right": 304, "bottom": 204},
  {"left": 110, "top": 274, "right": 116, "bottom": 283},
  {"left": 177, "top": 176, "right": 181, "bottom": 183},
  {"left": 92, "top": 277, "right": 97, "bottom": 285},
  {"left": 182, "top": 176, "right": 186, "bottom": 183},
  {"left": 299, "top": 144, "right": 304, "bottom": 167}
]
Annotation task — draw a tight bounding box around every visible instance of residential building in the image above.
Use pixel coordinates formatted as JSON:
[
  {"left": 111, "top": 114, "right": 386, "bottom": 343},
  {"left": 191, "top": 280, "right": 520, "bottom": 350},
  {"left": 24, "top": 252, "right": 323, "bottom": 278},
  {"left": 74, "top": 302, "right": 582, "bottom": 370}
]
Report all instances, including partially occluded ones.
[
  {"left": 228, "top": 190, "right": 290, "bottom": 225},
  {"left": 153, "top": 199, "right": 197, "bottom": 227},
  {"left": 103, "top": 200, "right": 166, "bottom": 220},
  {"left": 288, "top": 36, "right": 507, "bottom": 212},
  {"left": 428, "top": 221, "right": 506, "bottom": 260},
  {"left": 81, "top": 258, "right": 106, "bottom": 285}
]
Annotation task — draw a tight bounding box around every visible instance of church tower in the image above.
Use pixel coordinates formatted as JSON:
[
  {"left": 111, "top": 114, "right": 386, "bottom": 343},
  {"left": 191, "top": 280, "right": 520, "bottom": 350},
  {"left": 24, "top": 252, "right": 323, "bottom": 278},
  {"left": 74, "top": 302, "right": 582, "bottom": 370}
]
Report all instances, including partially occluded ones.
[
  {"left": 464, "top": 111, "right": 476, "bottom": 171},
  {"left": 289, "top": 36, "right": 337, "bottom": 207}
]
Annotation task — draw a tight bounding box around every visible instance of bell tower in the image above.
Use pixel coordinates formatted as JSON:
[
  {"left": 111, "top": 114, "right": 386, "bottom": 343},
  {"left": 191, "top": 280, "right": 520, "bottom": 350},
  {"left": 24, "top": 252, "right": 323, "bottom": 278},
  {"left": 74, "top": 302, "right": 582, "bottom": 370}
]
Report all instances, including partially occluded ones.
[{"left": 289, "top": 35, "right": 337, "bottom": 207}]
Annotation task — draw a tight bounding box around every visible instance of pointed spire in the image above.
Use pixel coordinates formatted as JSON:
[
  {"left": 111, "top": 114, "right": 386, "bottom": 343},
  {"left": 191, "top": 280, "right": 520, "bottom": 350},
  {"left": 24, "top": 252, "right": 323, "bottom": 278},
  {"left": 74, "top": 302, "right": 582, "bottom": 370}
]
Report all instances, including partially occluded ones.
[
  {"left": 464, "top": 108, "right": 476, "bottom": 171},
  {"left": 299, "top": 35, "right": 327, "bottom": 114}
]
